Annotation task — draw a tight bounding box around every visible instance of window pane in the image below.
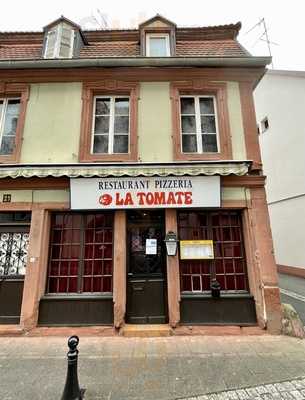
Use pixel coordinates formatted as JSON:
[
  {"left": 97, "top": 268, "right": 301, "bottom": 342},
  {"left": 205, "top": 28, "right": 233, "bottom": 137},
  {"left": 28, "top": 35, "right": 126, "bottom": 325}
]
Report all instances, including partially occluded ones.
[
  {"left": 201, "top": 116, "right": 216, "bottom": 133},
  {"left": 0, "top": 136, "right": 14, "bottom": 155},
  {"left": 3, "top": 100, "right": 20, "bottom": 137},
  {"left": 59, "top": 43, "right": 71, "bottom": 58},
  {"left": 45, "top": 29, "right": 57, "bottom": 58},
  {"left": 200, "top": 98, "right": 215, "bottom": 114},
  {"left": 115, "top": 98, "right": 129, "bottom": 115},
  {"left": 180, "top": 98, "right": 195, "bottom": 114},
  {"left": 202, "top": 134, "right": 217, "bottom": 152},
  {"left": 95, "top": 99, "right": 110, "bottom": 115},
  {"left": 61, "top": 26, "right": 73, "bottom": 44},
  {"left": 7, "top": 100, "right": 20, "bottom": 115},
  {"left": 114, "top": 116, "right": 129, "bottom": 133},
  {"left": 93, "top": 135, "right": 108, "bottom": 154},
  {"left": 113, "top": 135, "right": 128, "bottom": 153},
  {"left": 181, "top": 116, "right": 196, "bottom": 133},
  {"left": 149, "top": 37, "right": 168, "bottom": 56},
  {"left": 182, "top": 134, "right": 197, "bottom": 152},
  {"left": 94, "top": 116, "right": 109, "bottom": 134},
  {"left": 3, "top": 117, "right": 18, "bottom": 137}
]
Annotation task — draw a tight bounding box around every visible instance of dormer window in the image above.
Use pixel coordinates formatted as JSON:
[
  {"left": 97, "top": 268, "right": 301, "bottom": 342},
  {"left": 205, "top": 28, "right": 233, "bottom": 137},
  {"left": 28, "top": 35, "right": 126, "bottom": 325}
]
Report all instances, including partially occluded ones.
[
  {"left": 139, "top": 14, "right": 176, "bottom": 57},
  {"left": 146, "top": 33, "right": 170, "bottom": 57},
  {"left": 43, "top": 16, "right": 87, "bottom": 59},
  {"left": 44, "top": 22, "right": 75, "bottom": 59}
]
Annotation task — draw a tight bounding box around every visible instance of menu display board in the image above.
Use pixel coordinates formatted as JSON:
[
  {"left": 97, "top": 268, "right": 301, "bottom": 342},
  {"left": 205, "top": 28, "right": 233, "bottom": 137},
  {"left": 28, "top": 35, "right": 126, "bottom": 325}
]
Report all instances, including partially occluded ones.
[{"left": 180, "top": 240, "right": 214, "bottom": 260}]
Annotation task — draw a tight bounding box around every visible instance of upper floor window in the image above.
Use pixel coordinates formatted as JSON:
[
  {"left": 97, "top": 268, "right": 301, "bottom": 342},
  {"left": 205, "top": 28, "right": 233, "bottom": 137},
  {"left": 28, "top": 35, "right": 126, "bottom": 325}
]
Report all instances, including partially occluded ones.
[
  {"left": 79, "top": 81, "right": 139, "bottom": 162},
  {"left": 92, "top": 96, "right": 130, "bottom": 154},
  {"left": 44, "top": 22, "right": 74, "bottom": 59},
  {"left": 0, "top": 99, "right": 20, "bottom": 156},
  {"left": 0, "top": 83, "right": 29, "bottom": 164},
  {"left": 146, "top": 34, "right": 170, "bottom": 57},
  {"left": 170, "top": 81, "right": 232, "bottom": 161},
  {"left": 180, "top": 96, "right": 218, "bottom": 153}
]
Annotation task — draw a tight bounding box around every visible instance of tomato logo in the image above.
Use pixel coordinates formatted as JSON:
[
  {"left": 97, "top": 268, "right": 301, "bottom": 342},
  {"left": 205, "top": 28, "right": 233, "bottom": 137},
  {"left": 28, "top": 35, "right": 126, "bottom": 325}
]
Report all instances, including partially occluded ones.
[{"left": 99, "top": 194, "right": 112, "bottom": 206}]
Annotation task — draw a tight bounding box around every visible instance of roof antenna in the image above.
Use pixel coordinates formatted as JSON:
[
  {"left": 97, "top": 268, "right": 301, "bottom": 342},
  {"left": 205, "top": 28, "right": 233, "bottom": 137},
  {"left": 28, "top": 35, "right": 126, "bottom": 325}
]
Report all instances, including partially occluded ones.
[
  {"left": 245, "top": 18, "right": 279, "bottom": 69},
  {"left": 79, "top": 9, "right": 108, "bottom": 30}
]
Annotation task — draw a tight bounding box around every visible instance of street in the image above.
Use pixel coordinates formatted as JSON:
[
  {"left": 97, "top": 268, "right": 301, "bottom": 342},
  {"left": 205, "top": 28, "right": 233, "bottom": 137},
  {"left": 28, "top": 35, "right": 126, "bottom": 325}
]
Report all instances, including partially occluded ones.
[
  {"left": 0, "top": 335, "right": 305, "bottom": 400},
  {"left": 279, "top": 273, "right": 305, "bottom": 325}
]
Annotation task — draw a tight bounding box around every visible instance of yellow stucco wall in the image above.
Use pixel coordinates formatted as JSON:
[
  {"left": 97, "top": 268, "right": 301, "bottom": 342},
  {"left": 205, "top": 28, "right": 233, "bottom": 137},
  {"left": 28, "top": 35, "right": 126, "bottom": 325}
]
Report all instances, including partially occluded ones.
[
  {"left": 226, "top": 82, "right": 247, "bottom": 160},
  {"left": 138, "top": 82, "right": 173, "bottom": 162},
  {"left": 20, "top": 83, "right": 82, "bottom": 164},
  {"left": 20, "top": 81, "right": 246, "bottom": 164},
  {"left": 0, "top": 190, "right": 69, "bottom": 203},
  {"left": 221, "top": 187, "right": 249, "bottom": 201}
]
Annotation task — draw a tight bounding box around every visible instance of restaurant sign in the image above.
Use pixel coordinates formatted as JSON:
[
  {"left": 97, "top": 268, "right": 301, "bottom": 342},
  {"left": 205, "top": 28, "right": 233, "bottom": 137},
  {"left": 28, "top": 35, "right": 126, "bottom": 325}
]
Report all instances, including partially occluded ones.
[{"left": 70, "top": 176, "right": 220, "bottom": 210}]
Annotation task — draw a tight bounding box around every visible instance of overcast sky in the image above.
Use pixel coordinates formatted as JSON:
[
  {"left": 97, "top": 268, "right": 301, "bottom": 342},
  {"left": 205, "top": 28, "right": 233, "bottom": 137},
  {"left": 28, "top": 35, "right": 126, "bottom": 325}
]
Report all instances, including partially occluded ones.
[{"left": 2, "top": 0, "right": 304, "bottom": 71}]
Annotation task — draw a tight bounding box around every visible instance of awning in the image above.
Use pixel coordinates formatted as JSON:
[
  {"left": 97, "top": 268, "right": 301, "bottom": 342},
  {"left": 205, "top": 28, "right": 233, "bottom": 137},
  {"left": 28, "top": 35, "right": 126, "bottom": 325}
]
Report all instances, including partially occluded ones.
[{"left": 0, "top": 161, "right": 250, "bottom": 179}]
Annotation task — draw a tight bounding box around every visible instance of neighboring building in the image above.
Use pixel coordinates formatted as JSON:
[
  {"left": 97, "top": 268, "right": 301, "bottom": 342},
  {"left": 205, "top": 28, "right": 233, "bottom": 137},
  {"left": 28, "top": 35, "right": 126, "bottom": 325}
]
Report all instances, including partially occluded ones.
[
  {"left": 254, "top": 69, "right": 305, "bottom": 276},
  {"left": 0, "top": 15, "right": 282, "bottom": 334}
]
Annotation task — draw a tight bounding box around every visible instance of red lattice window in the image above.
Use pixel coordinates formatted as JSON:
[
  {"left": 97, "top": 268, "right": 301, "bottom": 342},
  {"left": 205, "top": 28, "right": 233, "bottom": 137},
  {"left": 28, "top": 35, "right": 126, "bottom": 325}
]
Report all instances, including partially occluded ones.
[
  {"left": 178, "top": 211, "right": 248, "bottom": 293},
  {"left": 47, "top": 212, "right": 113, "bottom": 294}
]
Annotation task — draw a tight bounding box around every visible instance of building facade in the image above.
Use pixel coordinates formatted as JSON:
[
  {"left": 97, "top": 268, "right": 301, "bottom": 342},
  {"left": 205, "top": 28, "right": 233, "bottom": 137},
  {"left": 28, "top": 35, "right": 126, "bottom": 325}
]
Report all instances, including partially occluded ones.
[
  {"left": 254, "top": 69, "right": 305, "bottom": 277},
  {"left": 0, "top": 15, "right": 282, "bottom": 333}
]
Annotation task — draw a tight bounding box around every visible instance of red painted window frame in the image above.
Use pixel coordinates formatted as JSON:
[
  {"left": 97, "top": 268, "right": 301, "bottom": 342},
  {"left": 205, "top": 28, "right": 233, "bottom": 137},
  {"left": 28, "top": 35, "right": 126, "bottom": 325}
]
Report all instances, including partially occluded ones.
[
  {"left": 178, "top": 210, "right": 249, "bottom": 293},
  {"left": 46, "top": 212, "right": 114, "bottom": 294}
]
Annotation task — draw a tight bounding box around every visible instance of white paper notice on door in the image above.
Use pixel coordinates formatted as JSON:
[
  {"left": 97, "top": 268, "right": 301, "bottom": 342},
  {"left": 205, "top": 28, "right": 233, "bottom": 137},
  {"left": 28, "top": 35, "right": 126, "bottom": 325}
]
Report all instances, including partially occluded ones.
[{"left": 145, "top": 239, "right": 157, "bottom": 255}]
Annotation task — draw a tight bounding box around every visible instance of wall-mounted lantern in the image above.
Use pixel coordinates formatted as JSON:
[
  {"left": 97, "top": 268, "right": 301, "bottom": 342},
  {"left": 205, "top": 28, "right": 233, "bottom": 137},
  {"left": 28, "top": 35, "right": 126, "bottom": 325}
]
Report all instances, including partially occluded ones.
[
  {"left": 211, "top": 279, "right": 221, "bottom": 298},
  {"left": 164, "top": 231, "right": 178, "bottom": 256}
]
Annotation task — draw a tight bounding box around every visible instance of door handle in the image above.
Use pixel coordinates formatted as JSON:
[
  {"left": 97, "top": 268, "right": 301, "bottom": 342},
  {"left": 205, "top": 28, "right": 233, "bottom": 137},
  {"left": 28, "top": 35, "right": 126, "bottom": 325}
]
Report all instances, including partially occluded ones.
[{"left": 133, "top": 286, "right": 144, "bottom": 292}]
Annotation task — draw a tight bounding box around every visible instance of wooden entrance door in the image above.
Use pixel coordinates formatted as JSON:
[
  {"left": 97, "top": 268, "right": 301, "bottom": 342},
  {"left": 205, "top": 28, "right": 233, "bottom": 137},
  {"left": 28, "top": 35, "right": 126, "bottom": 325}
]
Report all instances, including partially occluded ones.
[
  {"left": 126, "top": 210, "right": 168, "bottom": 324},
  {"left": 0, "top": 212, "right": 31, "bottom": 324}
]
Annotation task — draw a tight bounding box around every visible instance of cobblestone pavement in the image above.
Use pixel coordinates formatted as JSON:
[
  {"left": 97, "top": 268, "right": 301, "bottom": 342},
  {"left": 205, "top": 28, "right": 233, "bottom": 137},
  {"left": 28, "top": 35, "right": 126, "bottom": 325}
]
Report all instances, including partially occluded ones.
[
  {"left": 0, "top": 335, "right": 305, "bottom": 399},
  {"left": 181, "top": 378, "right": 305, "bottom": 399}
]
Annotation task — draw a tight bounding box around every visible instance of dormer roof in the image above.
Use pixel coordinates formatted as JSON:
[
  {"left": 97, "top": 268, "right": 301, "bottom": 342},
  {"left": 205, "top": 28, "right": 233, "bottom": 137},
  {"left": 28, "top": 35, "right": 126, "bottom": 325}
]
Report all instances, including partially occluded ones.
[
  {"left": 43, "top": 16, "right": 88, "bottom": 45},
  {"left": 43, "top": 16, "right": 81, "bottom": 31},
  {"left": 139, "top": 14, "right": 177, "bottom": 29}
]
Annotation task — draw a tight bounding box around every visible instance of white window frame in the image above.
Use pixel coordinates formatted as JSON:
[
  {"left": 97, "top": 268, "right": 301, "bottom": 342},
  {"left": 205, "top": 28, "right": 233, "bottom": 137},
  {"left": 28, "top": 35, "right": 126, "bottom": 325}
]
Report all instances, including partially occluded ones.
[
  {"left": 180, "top": 95, "right": 220, "bottom": 153},
  {"left": 261, "top": 116, "right": 269, "bottom": 133},
  {"left": 91, "top": 96, "right": 130, "bottom": 155},
  {"left": 146, "top": 33, "right": 170, "bottom": 57},
  {"left": 0, "top": 97, "right": 20, "bottom": 155},
  {"left": 44, "top": 23, "right": 74, "bottom": 59}
]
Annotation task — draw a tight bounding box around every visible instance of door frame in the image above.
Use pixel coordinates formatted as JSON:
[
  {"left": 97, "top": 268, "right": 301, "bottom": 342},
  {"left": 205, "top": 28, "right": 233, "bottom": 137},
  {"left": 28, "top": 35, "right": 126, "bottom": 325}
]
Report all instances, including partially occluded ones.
[{"left": 125, "top": 209, "right": 168, "bottom": 324}]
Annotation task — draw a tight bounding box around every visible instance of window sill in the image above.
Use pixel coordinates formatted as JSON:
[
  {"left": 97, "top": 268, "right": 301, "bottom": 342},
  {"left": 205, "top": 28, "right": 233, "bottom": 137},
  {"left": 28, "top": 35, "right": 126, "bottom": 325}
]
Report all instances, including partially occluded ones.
[
  {"left": 42, "top": 293, "right": 113, "bottom": 300},
  {"left": 181, "top": 292, "right": 251, "bottom": 299},
  {"left": 79, "top": 153, "right": 137, "bottom": 163},
  {"left": 174, "top": 152, "right": 228, "bottom": 161}
]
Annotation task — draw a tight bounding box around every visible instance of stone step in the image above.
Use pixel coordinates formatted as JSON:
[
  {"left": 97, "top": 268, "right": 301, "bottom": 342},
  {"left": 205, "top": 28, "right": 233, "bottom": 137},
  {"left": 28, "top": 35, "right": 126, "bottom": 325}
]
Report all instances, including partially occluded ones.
[
  {"left": 121, "top": 324, "right": 173, "bottom": 337},
  {"left": 0, "top": 325, "right": 24, "bottom": 336}
]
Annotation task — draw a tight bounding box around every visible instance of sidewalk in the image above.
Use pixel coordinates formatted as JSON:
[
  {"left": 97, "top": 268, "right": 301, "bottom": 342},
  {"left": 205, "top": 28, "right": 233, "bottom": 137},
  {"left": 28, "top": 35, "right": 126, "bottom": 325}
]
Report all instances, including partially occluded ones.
[{"left": 0, "top": 335, "right": 304, "bottom": 400}]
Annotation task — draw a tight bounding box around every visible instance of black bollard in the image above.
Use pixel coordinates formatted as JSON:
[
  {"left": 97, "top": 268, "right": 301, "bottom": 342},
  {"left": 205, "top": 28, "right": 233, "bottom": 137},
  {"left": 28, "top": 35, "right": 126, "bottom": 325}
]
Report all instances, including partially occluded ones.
[{"left": 61, "top": 335, "right": 85, "bottom": 400}]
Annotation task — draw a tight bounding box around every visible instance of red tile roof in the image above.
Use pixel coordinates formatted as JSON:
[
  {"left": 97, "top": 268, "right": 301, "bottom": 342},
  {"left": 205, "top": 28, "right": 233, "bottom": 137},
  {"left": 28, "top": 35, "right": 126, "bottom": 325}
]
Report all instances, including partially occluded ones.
[
  {"left": 0, "top": 40, "right": 248, "bottom": 60},
  {"left": 0, "top": 22, "right": 249, "bottom": 60},
  {"left": 176, "top": 40, "right": 248, "bottom": 57},
  {"left": 0, "top": 44, "right": 42, "bottom": 59},
  {"left": 80, "top": 41, "right": 140, "bottom": 58}
]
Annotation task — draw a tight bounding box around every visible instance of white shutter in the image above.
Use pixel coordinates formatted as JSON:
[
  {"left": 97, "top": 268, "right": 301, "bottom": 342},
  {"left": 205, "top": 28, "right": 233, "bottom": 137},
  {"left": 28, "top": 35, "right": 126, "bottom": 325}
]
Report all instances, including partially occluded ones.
[
  {"left": 44, "top": 27, "right": 58, "bottom": 58},
  {"left": 58, "top": 23, "right": 74, "bottom": 58}
]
